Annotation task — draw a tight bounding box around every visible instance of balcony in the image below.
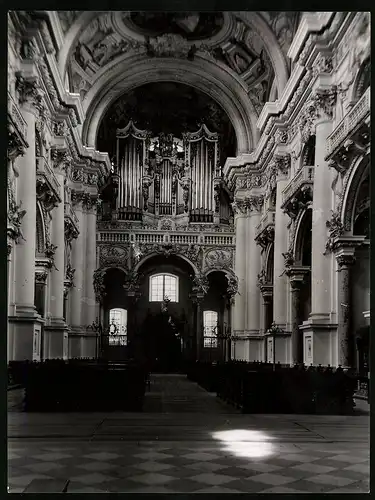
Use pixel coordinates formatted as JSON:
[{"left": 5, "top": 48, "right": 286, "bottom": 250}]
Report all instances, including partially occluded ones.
[
  {"left": 255, "top": 210, "right": 275, "bottom": 249},
  {"left": 326, "top": 87, "right": 370, "bottom": 159},
  {"left": 281, "top": 166, "right": 314, "bottom": 219},
  {"left": 98, "top": 229, "right": 235, "bottom": 247}
]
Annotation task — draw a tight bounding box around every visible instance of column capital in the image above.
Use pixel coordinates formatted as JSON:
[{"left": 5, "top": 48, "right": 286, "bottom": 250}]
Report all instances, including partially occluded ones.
[
  {"left": 331, "top": 235, "right": 366, "bottom": 256},
  {"left": 35, "top": 270, "right": 48, "bottom": 284},
  {"left": 232, "top": 194, "right": 264, "bottom": 216},
  {"left": 299, "top": 86, "right": 337, "bottom": 141},
  {"left": 336, "top": 254, "right": 356, "bottom": 269},
  {"left": 287, "top": 266, "right": 310, "bottom": 289}
]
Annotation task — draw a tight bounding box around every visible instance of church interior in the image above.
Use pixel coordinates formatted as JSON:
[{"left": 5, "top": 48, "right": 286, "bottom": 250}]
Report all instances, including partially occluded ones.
[{"left": 7, "top": 11, "right": 370, "bottom": 493}]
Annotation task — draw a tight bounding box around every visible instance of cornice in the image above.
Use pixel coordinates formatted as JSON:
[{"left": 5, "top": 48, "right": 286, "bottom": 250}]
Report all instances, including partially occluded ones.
[{"left": 287, "top": 12, "right": 335, "bottom": 63}]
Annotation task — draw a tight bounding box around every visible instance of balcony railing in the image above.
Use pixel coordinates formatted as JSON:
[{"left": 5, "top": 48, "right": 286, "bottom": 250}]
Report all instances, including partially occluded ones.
[
  {"left": 326, "top": 87, "right": 370, "bottom": 158},
  {"left": 281, "top": 166, "right": 314, "bottom": 207},
  {"left": 98, "top": 230, "right": 235, "bottom": 246},
  {"left": 255, "top": 210, "right": 275, "bottom": 239}
]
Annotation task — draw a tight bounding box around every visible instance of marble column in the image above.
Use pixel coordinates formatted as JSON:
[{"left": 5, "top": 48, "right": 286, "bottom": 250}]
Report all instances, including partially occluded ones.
[
  {"left": 70, "top": 199, "right": 86, "bottom": 356},
  {"left": 232, "top": 208, "right": 247, "bottom": 333},
  {"left": 311, "top": 117, "right": 334, "bottom": 321},
  {"left": 10, "top": 97, "right": 42, "bottom": 360},
  {"left": 336, "top": 254, "right": 356, "bottom": 368},
  {"left": 273, "top": 177, "right": 289, "bottom": 327},
  {"left": 44, "top": 170, "right": 67, "bottom": 359}
]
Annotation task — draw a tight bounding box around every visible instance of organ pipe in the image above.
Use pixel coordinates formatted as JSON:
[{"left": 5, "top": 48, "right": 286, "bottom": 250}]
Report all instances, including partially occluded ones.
[{"left": 114, "top": 121, "right": 219, "bottom": 217}]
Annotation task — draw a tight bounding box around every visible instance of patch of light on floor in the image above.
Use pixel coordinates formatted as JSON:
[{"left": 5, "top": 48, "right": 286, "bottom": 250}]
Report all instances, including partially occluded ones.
[{"left": 212, "top": 429, "right": 275, "bottom": 458}]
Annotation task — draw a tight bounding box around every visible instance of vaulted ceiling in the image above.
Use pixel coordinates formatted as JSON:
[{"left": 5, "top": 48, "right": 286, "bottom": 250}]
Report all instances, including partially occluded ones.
[{"left": 57, "top": 11, "right": 300, "bottom": 156}]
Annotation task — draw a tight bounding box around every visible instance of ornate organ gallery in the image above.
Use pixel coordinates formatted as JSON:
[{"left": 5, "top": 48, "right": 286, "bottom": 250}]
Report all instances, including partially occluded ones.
[{"left": 108, "top": 121, "right": 226, "bottom": 224}]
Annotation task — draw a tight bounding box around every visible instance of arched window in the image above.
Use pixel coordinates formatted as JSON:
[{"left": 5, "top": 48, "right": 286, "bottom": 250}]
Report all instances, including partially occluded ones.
[
  {"left": 109, "top": 308, "right": 127, "bottom": 345},
  {"left": 149, "top": 273, "right": 179, "bottom": 302},
  {"left": 203, "top": 310, "right": 218, "bottom": 348}
]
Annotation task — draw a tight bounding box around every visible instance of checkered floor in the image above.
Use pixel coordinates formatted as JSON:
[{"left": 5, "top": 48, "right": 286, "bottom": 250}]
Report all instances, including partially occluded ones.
[
  {"left": 8, "top": 374, "right": 370, "bottom": 493},
  {"left": 8, "top": 442, "right": 370, "bottom": 493}
]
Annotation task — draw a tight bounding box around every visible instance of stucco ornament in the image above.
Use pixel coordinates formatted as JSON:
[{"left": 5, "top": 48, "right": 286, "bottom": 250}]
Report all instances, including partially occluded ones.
[
  {"left": 205, "top": 248, "right": 233, "bottom": 270},
  {"left": 192, "top": 272, "right": 209, "bottom": 295},
  {"left": 147, "top": 33, "right": 191, "bottom": 58},
  {"left": 93, "top": 268, "right": 107, "bottom": 303},
  {"left": 99, "top": 245, "right": 128, "bottom": 267},
  {"left": 226, "top": 273, "right": 239, "bottom": 303},
  {"left": 44, "top": 242, "right": 58, "bottom": 270},
  {"left": 324, "top": 210, "right": 345, "bottom": 254}
]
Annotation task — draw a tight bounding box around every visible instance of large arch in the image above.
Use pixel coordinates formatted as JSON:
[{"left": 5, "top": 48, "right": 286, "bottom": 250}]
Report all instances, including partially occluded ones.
[
  {"left": 341, "top": 155, "right": 370, "bottom": 233},
  {"left": 134, "top": 251, "right": 199, "bottom": 277},
  {"left": 82, "top": 56, "right": 257, "bottom": 154}
]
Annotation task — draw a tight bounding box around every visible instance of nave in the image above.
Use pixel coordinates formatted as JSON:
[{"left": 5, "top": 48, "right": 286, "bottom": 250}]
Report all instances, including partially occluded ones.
[{"left": 8, "top": 374, "right": 369, "bottom": 493}]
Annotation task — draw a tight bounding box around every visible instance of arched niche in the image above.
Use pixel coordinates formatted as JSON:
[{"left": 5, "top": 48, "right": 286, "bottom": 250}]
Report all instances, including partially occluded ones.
[
  {"left": 265, "top": 243, "right": 274, "bottom": 283},
  {"left": 294, "top": 208, "right": 312, "bottom": 266},
  {"left": 293, "top": 208, "right": 312, "bottom": 322},
  {"left": 35, "top": 202, "right": 46, "bottom": 255},
  {"left": 102, "top": 267, "right": 128, "bottom": 310}
]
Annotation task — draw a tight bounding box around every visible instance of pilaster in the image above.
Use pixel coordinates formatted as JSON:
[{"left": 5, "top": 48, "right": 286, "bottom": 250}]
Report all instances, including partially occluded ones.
[{"left": 8, "top": 75, "right": 44, "bottom": 361}]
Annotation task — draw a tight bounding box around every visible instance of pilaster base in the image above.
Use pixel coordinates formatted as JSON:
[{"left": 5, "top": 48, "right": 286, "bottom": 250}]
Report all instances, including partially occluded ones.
[
  {"left": 43, "top": 318, "right": 69, "bottom": 360},
  {"left": 265, "top": 332, "right": 291, "bottom": 364},
  {"left": 8, "top": 313, "right": 44, "bottom": 361},
  {"left": 68, "top": 329, "right": 98, "bottom": 359},
  {"left": 300, "top": 320, "right": 338, "bottom": 366}
]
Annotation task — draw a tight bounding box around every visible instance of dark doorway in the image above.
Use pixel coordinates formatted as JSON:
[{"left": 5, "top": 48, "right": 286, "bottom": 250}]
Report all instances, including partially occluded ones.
[{"left": 140, "top": 311, "right": 183, "bottom": 373}]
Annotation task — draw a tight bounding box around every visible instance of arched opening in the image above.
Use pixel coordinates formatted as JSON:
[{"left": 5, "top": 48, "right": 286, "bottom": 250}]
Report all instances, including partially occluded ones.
[
  {"left": 101, "top": 268, "right": 128, "bottom": 360},
  {"left": 135, "top": 254, "right": 195, "bottom": 372},
  {"left": 149, "top": 273, "right": 179, "bottom": 303},
  {"left": 350, "top": 172, "right": 370, "bottom": 373},
  {"left": 109, "top": 308, "right": 128, "bottom": 346},
  {"left": 202, "top": 271, "right": 230, "bottom": 362},
  {"left": 203, "top": 310, "right": 218, "bottom": 348}
]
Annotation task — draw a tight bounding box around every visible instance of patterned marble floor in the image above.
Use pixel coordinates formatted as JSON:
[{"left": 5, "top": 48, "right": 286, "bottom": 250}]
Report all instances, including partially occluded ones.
[{"left": 7, "top": 374, "right": 370, "bottom": 493}]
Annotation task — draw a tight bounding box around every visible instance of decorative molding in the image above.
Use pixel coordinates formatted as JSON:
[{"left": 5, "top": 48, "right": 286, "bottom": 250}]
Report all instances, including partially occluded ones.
[{"left": 232, "top": 195, "right": 264, "bottom": 215}]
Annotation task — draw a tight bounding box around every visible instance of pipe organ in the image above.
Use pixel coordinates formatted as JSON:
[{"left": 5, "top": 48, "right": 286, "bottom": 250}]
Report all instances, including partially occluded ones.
[{"left": 115, "top": 121, "right": 225, "bottom": 223}]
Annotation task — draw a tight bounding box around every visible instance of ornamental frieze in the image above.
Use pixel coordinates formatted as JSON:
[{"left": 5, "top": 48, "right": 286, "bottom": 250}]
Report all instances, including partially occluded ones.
[
  {"left": 99, "top": 245, "right": 129, "bottom": 267},
  {"left": 204, "top": 248, "right": 234, "bottom": 270},
  {"left": 232, "top": 195, "right": 264, "bottom": 215}
]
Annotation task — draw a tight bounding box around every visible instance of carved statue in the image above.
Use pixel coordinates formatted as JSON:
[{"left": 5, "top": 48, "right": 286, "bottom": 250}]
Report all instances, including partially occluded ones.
[
  {"left": 44, "top": 242, "right": 58, "bottom": 270},
  {"left": 65, "top": 263, "right": 75, "bottom": 285},
  {"left": 7, "top": 199, "right": 26, "bottom": 243},
  {"left": 324, "top": 210, "right": 345, "bottom": 254}
]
